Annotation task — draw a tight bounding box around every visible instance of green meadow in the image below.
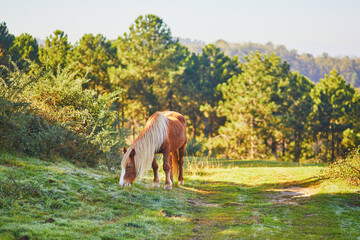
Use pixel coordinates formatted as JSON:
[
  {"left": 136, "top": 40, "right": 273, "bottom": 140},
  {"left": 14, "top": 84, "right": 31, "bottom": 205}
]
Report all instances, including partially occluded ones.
[{"left": 1, "top": 153, "right": 359, "bottom": 239}]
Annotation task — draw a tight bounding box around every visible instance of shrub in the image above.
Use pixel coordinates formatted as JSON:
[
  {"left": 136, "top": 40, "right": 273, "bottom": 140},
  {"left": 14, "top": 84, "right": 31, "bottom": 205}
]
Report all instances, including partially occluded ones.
[
  {"left": 0, "top": 61, "right": 38, "bottom": 152},
  {"left": 0, "top": 62, "right": 126, "bottom": 168},
  {"left": 186, "top": 138, "right": 205, "bottom": 156},
  {"left": 324, "top": 147, "right": 360, "bottom": 185}
]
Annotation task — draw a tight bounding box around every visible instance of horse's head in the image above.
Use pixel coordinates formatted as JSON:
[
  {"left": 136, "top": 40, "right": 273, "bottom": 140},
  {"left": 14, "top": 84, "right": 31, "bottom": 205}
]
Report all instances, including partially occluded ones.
[{"left": 119, "top": 147, "right": 136, "bottom": 187}]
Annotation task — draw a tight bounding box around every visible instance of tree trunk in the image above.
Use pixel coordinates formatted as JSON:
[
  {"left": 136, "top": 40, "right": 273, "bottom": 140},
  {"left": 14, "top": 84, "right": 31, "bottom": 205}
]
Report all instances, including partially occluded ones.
[
  {"left": 282, "top": 140, "right": 286, "bottom": 157},
  {"left": 204, "top": 117, "right": 209, "bottom": 138},
  {"left": 250, "top": 116, "right": 254, "bottom": 160},
  {"left": 331, "top": 124, "right": 335, "bottom": 162},
  {"left": 121, "top": 101, "right": 125, "bottom": 129},
  {"left": 131, "top": 118, "right": 135, "bottom": 142},
  {"left": 209, "top": 114, "right": 213, "bottom": 137},
  {"left": 324, "top": 131, "right": 329, "bottom": 162},
  {"left": 167, "top": 89, "right": 173, "bottom": 111},
  {"left": 271, "top": 137, "right": 277, "bottom": 158},
  {"left": 294, "top": 131, "right": 301, "bottom": 163},
  {"left": 191, "top": 115, "right": 197, "bottom": 141},
  {"left": 336, "top": 133, "right": 340, "bottom": 158}
]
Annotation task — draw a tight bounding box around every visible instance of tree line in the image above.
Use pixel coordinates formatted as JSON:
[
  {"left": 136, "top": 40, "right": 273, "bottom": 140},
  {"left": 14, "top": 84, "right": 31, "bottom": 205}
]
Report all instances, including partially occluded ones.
[
  {"left": 181, "top": 39, "right": 360, "bottom": 88},
  {"left": 1, "top": 14, "right": 359, "bottom": 164}
]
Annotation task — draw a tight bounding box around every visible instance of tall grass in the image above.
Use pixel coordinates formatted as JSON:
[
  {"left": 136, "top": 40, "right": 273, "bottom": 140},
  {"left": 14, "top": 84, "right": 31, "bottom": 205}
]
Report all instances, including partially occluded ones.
[{"left": 185, "top": 156, "right": 222, "bottom": 174}]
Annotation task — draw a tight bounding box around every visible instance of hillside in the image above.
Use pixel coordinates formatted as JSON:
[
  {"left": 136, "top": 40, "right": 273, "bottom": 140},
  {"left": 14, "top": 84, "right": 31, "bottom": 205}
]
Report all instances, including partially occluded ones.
[
  {"left": 1, "top": 153, "right": 359, "bottom": 239},
  {"left": 179, "top": 38, "right": 360, "bottom": 87}
]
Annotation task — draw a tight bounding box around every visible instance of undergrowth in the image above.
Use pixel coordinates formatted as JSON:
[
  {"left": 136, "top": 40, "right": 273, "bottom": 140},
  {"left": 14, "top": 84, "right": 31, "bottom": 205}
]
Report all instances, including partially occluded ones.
[
  {"left": 324, "top": 147, "right": 360, "bottom": 185},
  {"left": 0, "top": 62, "right": 126, "bottom": 168}
]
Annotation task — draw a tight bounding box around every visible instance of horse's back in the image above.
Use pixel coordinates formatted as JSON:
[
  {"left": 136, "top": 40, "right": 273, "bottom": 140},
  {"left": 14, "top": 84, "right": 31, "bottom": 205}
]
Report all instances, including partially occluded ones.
[
  {"left": 161, "top": 111, "right": 187, "bottom": 151},
  {"left": 162, "top": 111, "right": 186, "bottom": 127}
]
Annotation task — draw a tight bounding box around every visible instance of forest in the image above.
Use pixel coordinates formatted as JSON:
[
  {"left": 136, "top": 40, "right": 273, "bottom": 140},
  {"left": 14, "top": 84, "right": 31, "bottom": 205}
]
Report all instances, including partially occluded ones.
[
  {"left": 181, "top": 38, "right": 360, "bottom": 88},
  {"left": 1, "top": 14, "right": 360, "bottom": 165}
]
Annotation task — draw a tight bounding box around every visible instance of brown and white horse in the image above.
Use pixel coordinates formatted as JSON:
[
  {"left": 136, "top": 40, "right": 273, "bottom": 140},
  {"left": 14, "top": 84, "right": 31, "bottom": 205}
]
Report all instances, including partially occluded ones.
[{"left": 119, "top": 111, "right": 187, "bottom": 190}]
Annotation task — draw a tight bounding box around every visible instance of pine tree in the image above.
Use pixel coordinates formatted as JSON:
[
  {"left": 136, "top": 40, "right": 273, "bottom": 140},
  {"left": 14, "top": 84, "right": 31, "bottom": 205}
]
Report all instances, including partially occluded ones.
[
  {"left": 274, "top": 72, "right": 313, "bottom": 161},
  {"left": 70, "top": 33, "right": 117, "bottom": 93},
  {"left": 217, "top": 52, "right": 289, "bottom": 159},
  {"left": 112, "top": 14, "right": 187, "bottom": 117},
  {"left": 39, "top": 30, "right": 71, "bottom": 74},
  {"left": 0, "top": 22, "right": 15, "bottom": 67},
  {"left": 9, "top": 33, "right": 39, "bottom": 69},
  {"left": 311, "top": 70, "right": 356, "bottom": 162}
]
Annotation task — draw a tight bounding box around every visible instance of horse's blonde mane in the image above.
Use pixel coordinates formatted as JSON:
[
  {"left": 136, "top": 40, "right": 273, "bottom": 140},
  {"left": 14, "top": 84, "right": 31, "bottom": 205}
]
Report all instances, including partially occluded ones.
[{"left": 121, "top": 112, "right": 168, "bottom": 178}]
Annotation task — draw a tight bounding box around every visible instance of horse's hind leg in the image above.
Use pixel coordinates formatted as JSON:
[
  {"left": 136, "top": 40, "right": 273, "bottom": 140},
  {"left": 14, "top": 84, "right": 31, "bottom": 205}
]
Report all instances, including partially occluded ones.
[
  {"left": 162, "top": 150, "right": 172, "bottom": 190},
  {"left": 178, "top": 144, "right": 186, "bottom": 186},
  {"left": 170, "top": 151, "right": 178, "bottom": 183},
  {"left": 152, "top": 156, "right": 160, "bottom": 188},
  {"left": 169, "top": 153, "right": 174, "bottom": 183}
]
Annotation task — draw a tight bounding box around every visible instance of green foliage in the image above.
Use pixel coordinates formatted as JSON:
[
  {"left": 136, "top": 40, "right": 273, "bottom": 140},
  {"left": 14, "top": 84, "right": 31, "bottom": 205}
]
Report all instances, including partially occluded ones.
[
  {"left": 26, "top": 64, "right": 126, "bottom": 167},
  {"left": 0, "top": 61, "right": 126, "bottom": 168},
  {"left": 325, "top": 147, "right": 360, "bottom": 185},
  {"left": 0, "top": 61, "right": 39, "bottom": 152},
  {"left": 174, "top": 44, "right": 241, "bottom": 140},
  {"left": 38, "top": 30, "right": 71, "bottom": 74},
  {"left": 113, "top": 14, "right": 188, "bottom": 116},
  {"left": 70, "top": 33, "right": 117, "bottom": 93},
  {"left": 185, "top": 138, "right": 205, "bottom": 156},
  {"left": 310, "top": 70, "right": 357, "bottom": 162},
  {"left": 217, "top": 52, "right": 290, "bottom": 159},
  {"left": 1, "top": 18, "right": 360, "bottom": 163},
  {"left": 274, "top": 72, "right": 314, "bottom": 162},
  {"left": 0, "top": 22, "right": 15, "bottom": 66},
  {"left": 9, "top": 33, "right": 39, "bottom": 69},
  {"left": 183, "top": 39, "right": 360, "bottom": 88}
]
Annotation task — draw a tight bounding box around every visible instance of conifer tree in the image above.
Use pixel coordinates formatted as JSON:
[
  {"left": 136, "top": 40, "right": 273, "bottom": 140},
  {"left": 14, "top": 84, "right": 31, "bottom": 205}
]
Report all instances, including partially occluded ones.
[
  {"left": 0, "top": 22, "right": 15, "bottom": 67},
  {"left": 217, "top": 52, "right": 289, "bottom": 159},
  {"left": 9, "top": 33, "right": 39, "bottom": 69},
  {"left": 70, "top": 33, "right": 117, "bottom": 92},
  {"left": 113, "top": 14, "right": 187, "bottom": 117},
  {"left": 311, "top": 70, "right": 356, "bottom": 162},
  {"left": 39, "top": 30, "right": 71, "bottom": 74},
  {"left": 274, "top": 72, "right": 313, "bottom": 161}
]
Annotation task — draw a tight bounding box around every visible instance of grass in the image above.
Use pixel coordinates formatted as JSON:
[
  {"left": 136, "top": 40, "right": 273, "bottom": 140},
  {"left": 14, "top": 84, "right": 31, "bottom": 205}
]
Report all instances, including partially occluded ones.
[{"left": 0, "top": 152, "right": 359, "bottom": 239}]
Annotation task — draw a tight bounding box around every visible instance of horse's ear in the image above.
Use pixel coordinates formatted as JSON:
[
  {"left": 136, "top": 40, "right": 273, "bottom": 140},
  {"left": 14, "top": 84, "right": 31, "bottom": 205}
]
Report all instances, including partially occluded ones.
[
  {"left": 130, "top": 149, "right": 136, "bottom": 158},
  {"left": 123, "top": 147, "right": 127, "bottom": 154}
]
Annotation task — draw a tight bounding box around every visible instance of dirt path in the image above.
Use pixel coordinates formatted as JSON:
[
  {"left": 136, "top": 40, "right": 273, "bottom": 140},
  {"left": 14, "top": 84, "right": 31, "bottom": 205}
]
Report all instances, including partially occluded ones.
[
  {"left": 182, "top": 180, "right": 324, "bottom": 239},
  {"left": 268, "top": 185, "right": 321, "bottom": 205}
]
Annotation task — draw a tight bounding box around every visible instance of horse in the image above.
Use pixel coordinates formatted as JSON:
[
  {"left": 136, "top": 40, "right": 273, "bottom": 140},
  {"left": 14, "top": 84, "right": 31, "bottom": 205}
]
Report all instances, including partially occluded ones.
[{"left": 119, "top": 111, "right": 187, "bottom": 190}]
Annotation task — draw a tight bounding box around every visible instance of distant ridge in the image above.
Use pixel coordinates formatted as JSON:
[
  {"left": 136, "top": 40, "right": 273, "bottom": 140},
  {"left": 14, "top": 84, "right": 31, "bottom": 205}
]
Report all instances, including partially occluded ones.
[{"left": 177, "top": 37, "right": 360, "bottom": 87}]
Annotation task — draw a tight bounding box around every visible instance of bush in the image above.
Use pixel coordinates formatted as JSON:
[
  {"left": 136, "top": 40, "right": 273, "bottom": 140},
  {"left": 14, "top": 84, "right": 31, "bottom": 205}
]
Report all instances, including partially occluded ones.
[
  {"left": 0, "top": 62, "right": 126, "bottom": 168},
  {"left": 324, "top": 147, "right": 360, "bottom": 185},
  {"left": 186, "top": 138, "right": 205, "bottom": 156},
  {"left": 0, "top": 61, "right": 37, "bottom": 152}
]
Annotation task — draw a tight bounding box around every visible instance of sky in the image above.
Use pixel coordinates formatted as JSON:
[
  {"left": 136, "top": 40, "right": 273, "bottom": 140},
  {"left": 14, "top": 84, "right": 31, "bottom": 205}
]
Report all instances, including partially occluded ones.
[{"left": 1, "top": 0, "right": 360, "bottom": 57}]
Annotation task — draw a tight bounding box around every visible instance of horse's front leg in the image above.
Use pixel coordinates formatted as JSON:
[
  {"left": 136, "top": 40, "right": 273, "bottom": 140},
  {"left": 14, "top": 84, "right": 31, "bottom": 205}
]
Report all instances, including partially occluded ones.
[
  {"left": 162, "top": 150, "right": 172, "bottom": 190},
  {"left": 152, "top": 156, "right": 160, "bottom": 188}
]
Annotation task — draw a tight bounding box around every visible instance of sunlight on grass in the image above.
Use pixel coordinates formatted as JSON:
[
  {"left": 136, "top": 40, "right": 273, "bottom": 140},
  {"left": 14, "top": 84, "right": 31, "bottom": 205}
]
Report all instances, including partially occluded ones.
[
  {"left": 1, "top": 153, "right": 359, "bottom": 239},
  {"left": 187, "top": 165, "right": 324, "bottom": 187},
  {"left": 179, "top": 185, "right": 215, "bottom": 194}
]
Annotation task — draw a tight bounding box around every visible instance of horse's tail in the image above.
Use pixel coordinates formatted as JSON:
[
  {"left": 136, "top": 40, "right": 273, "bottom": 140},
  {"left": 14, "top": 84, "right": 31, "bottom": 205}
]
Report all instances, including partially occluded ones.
[{"left": 171, "top": 151, "right": 179, "bottom": 182}]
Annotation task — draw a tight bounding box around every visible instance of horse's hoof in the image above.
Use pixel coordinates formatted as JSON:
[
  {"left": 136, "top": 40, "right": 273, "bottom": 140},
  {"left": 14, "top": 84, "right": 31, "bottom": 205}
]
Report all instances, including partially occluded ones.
[
  {"left": 178, "top": 181, "right": 184, "bottom": 186},
  {"left": 153, "top": 182, "right": 160, "bottom": 188},
  {"left": 164, "top": 184, "right": 172, "bottom": 190}
]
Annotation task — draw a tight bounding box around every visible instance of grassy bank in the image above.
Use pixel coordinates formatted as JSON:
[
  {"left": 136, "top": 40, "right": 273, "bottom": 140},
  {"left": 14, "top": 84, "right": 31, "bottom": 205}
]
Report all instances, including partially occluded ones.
[{"left": 0, "top": 153, "right": 359, "bottom": 239}]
